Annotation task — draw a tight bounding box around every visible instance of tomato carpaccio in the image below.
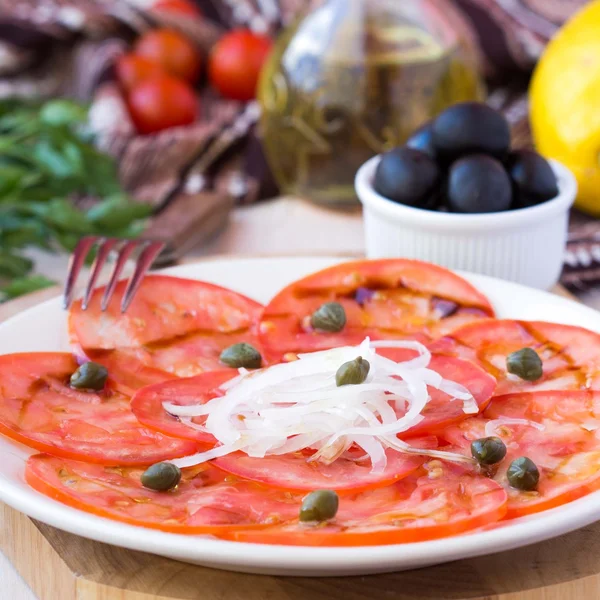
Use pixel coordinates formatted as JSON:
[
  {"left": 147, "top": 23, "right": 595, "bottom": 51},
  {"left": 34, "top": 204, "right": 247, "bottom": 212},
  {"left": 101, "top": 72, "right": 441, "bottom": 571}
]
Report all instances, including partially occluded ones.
[
  {"left": 5, "top": 263, "right": 600, "bottom": 546},
  {"left": 0, "top": 353, "right": 197, "bottom": 464},
  {"left": 430, "top": 320, "right": 600, "bottom": 397},
  {"left": 442, "top": 390, "right": 600, "bottom": 518},
  {"left": 377, "top": 351, "right": 496, "bottom": 437},
  {"left": 258, "top": 259, "right": 495, "bottom": 363},
  {"left": 131, "top": 369, "right": 236, "bottom": 444},
  {"left": 26, "top": 455, "right": 506, "bottom": 544},
  {"left": 25, "top": 455, "right": 301, "bottom": 533},
  {"left": 221, "top": 467, "right": 507, "bottom": 546},
  {"left": 69, "top": 275, "right": 264, "bottom": 390},
  {"left": 130, "top": 351, "right": 494, "bottom": 493},
  {"left": 212, "top": 441, "right": 436, "bottom": 493}
]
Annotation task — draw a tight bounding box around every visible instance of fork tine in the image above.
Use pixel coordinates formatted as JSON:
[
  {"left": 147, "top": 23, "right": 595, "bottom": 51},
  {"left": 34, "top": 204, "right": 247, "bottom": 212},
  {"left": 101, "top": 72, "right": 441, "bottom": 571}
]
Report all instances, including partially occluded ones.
[
  {"left": 121, "top": 240, "right": 165, "bottom": 313},
  {"left": 101, "top": 240, "right": 138, "bottom": 312},
  {"left": 63, "top": 236, "right": 99, "bottom": 310},
  {"left": 81, "top": 238, "right": 120, "bottom": 310}
]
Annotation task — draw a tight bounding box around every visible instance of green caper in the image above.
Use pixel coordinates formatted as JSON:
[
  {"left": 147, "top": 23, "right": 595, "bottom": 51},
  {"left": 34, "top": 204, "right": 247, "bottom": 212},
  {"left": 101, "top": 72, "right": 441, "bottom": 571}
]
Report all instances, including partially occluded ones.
[
  {"left": 140, "top": 462, "right": 182, "bottom": 491},
  {"left": 299, "top": 489, "right": 339, "bottom": 523},
  {"left": 336, "top": 356, "right": 370, "bottom": 387},
  {"left": 470, "top": 436, "right": 507, "bottom": 466},
  {"left": 310, "top": 302, "right": 346, "bottom": 333},
  {"left": 70, "top": 361, "right": 108, "bottom": 391},
  {"left": 506, "top": 348, "right": 543, "bottom": 382},
  {"left": 219, "top": 343, "right": 262, "bottom": 369},
  {"left": 506, "top": 457, "right": 539, "bottom": 491}
]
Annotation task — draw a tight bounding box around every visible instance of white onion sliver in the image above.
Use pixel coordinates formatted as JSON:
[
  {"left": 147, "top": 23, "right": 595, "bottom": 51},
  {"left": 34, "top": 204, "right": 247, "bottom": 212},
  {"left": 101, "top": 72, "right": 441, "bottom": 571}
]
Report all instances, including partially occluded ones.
[
  {"left": 485, "top": 418, "right": 545, "bottom": 438},
  {"left": 165, "top": 337, "right": 480, "bottom": 472}
]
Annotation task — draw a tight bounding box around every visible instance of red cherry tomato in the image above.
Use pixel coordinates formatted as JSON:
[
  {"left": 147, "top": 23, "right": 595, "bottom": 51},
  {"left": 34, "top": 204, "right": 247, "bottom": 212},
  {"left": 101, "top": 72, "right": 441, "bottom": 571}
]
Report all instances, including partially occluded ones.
[
  {"left": 135, "top": 28, "right": 202, "bottom": 83},
  {"left": 127, "top": 75, "right": 198, "bottom": 134},
  {"left": 208, "top": 29, "right": 273, "bottom": 101},
  {"left": 115, "top": 54, "right": 165, "bottom": 92},
  {"left": 152, "top": 0, "right": 202, "bottom": 17}
]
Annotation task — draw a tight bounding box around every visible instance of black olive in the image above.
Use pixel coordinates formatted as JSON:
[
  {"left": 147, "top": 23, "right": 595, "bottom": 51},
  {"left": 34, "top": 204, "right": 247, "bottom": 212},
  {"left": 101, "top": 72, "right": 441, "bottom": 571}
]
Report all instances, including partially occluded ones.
[
  {"left": 507, "top": 150, "right": 559, "bottom": 209},
  {"left": 405, "top": 122, "right": 436, "bottom": 159},
  {"left": 432, "top": 102, "right": 511, "bottom": 161},
  {"left": 447, "top": 155, "right": 512, "bottom": 213},
  {"left": 374, "top": 147, "right": 440, "bottom": 208}
]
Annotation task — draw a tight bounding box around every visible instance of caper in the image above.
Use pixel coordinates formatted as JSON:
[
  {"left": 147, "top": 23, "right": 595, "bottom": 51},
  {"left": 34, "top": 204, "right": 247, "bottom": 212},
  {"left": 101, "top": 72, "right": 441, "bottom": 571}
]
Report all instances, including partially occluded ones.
[
  {"left": 336, "top": 356, "right": 370, "bottom": 387},
  {"left": 470, "top": 436, "right": 507, "bottom": 466},
  {"left": 219, "top": 343, "right": 262, "bottom": 368},
  {"left": 140, "top": 462, "right": 182, "bottom": 491},
  {"left": 506, "top": 348, "right": 543, "bottom": 382},
  {"left": 506, "top": 457, "right": 539, "bottom": 491},
  {"left": 299, "top": 489, "right": 339, "bottom": 523},
  {"left": 70, "top": 361, "right": 108, "bottom": 391},
  {"left": 310, "top": 302, "right": 346, "bottom": 333}
]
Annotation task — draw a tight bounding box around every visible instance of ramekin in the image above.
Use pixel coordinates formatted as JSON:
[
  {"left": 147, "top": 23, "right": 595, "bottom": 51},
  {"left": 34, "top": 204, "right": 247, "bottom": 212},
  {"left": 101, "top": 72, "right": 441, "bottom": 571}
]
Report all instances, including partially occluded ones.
[{"left": 355, "top": 156, "right": 577, "bottom": 289}]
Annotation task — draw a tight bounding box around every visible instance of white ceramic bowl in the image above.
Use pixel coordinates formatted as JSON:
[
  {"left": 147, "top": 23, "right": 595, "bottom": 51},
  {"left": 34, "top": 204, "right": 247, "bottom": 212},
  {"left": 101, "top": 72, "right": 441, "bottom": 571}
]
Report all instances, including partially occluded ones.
[{"left": 355, "top": 156, "right": 577, "bottom": 289}]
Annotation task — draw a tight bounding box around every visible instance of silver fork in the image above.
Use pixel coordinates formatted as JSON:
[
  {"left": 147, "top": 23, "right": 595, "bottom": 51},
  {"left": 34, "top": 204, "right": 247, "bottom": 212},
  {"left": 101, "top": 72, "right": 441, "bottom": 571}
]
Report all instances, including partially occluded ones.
[{"left": 63, "top": 236, "right": 165, "bottom": 313}]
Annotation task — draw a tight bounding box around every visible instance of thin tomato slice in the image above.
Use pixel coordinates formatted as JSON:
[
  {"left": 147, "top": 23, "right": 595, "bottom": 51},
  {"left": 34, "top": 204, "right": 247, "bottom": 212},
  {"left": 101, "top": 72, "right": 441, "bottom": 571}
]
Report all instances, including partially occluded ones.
[
  {"left": 131, "top": 370, "right": 236, "bottom": 444},
  {"left": 442, "top": 390, "right": 600, "bottom": 518},
  {"left": 430, "top": 320, "right": 600, "bottom": 396},
  {"left": 222, "top": 467, "right": 507, "bottom": 546},
  {"left": 0, "top": 353, "right": 197, "bottom": 464},
  {"left": 377, "top": 352, "right": 496, "bottom": 437},
  {"left": 131, "top": 352, "right": 494, "bottom": 443},
  {"left": 68, "top": 275, "right": 264, "bottom": 388},
  {"left": 212, "top": 440, "right": 436, "bottom": 493},
  {"left": 258, "top": 259, "right": 494, "bottom": 362},
  {"left": 25, "top": 454, "right": 303, "bottom": 534}
]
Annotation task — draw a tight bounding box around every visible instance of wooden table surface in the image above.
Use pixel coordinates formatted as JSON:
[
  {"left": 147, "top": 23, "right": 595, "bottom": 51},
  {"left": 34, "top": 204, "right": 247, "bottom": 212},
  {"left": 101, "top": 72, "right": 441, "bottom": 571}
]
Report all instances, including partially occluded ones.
[{"left": 2, "top": 197, "right": 599, "bottom": 599}]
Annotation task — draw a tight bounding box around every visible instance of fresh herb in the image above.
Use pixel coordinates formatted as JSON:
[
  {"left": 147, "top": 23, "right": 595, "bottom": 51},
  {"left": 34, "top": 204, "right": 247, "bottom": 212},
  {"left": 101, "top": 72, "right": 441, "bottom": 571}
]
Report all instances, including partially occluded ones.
[{"left": 0, "top": 99, "right": 152, "bottom": 301}]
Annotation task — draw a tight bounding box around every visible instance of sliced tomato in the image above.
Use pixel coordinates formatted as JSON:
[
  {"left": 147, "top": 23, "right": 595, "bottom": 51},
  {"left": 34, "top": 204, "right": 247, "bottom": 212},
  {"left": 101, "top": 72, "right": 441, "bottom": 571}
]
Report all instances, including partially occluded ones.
[
  {"left": 212, "top": 439, "right": 435, "bottom": 493},
  {"left": 222, "top": 467, "right": 507, "bottom": 546},
  {"left": 131, "top": 352, "right": 494, "bottom": 442},
  {"left": 26, "top": 454, "right": 303, "bottom": 534},
  {"left": 442, "top": 390, "right": 600, "bottom": 518},
  {"left": 378, "top": 352, "right": 496, "bottom": 437},
  {"left": 69, "top": 275, "right": 264, "bottom": 388},
  {"left": 131, "top": 370, "right": 236, "bottom": 443},
  {"left": 0, "top": 353, "right": 197, "bottom": 464},
  {"left": 258, "top": 259, "right": 494, "bottom": 362},
  {"left": 430, "top": 320, "right": 600, "bottom": 396}
]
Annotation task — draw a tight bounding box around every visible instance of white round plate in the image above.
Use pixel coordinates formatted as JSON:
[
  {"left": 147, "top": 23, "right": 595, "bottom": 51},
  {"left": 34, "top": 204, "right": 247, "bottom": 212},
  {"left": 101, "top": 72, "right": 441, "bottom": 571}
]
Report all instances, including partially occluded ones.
[{"left": 1, "top": 256, "right": 600, "bottom": 577}]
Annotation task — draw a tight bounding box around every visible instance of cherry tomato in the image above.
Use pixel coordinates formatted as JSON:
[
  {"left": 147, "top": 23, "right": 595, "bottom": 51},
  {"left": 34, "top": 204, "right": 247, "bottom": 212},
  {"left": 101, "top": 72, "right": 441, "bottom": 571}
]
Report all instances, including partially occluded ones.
[
  {"left": 127, "top": 75, "right": 198, "bottom": 134},
  {"left": 152, "top": 0, "right": 202, "bottom": 18},
  {"left": 208, "top": 29, "right": 273, "bottom": 101},
  {"left": 115, "top": 54, "right": 165, "bottom": 92},
  {"left": 135, "top": 28, "right": 202, "bottom": 83}
]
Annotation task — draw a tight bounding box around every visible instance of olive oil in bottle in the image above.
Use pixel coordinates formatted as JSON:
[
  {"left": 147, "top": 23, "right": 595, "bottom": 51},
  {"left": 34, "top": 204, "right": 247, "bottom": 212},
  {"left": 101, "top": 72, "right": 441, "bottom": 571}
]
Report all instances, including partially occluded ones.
[{"left": 258, "top": 0, "right": 485, "bottom": 206}]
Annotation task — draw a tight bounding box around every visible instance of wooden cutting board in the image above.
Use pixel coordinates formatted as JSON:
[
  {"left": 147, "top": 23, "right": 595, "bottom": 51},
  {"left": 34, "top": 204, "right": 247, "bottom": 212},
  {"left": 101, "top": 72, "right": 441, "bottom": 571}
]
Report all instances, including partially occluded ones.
[{"left": 1, "top": 283, "right": 600, "bottom": 600}]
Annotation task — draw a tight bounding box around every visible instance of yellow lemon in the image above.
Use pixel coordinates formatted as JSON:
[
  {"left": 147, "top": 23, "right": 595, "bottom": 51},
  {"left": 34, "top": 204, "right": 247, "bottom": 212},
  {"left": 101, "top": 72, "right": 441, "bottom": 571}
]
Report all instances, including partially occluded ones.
[{"left": 529, "top": 0, "right": 600, "bottom": 215}]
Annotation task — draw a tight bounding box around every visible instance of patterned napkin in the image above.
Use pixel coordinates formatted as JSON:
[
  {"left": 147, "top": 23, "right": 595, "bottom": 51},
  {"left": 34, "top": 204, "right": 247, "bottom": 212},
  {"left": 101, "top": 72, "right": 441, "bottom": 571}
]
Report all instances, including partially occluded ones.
[{"left": 0, "top": 0, "right": 595, "bottom": 285}]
